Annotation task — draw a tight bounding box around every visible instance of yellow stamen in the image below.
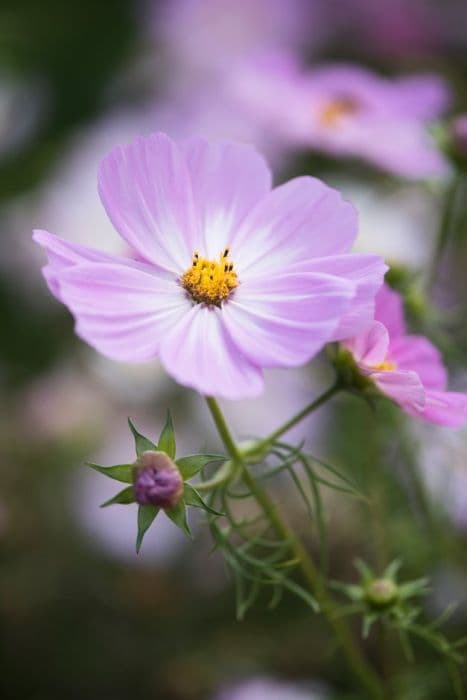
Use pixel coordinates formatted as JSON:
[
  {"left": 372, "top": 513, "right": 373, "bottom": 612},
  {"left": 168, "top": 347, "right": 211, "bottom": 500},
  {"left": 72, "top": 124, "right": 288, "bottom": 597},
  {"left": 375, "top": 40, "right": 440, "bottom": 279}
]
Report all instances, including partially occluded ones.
[
  {"left": 181, "top": 247, "right": 238, "bottom": 306},
  {"left": 372, "top": 360, "right": 397, "bottom": 371},
  {"left": 319, "top": 97, "right": 359, "bottom": 127}
]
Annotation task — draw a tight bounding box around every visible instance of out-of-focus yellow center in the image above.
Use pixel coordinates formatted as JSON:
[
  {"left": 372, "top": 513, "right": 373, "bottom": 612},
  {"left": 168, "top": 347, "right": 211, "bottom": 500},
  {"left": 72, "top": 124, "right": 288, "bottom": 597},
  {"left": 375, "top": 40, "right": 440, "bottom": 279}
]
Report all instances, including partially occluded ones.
[
  {"left": 181, "top": 247, "right": 238, "bottom": 306},
  {"left": 372, "top": 360, "right": 397, "bottom": 371},
  {"left": 319, "top": 97, "right": 359, "bottom": 126}
]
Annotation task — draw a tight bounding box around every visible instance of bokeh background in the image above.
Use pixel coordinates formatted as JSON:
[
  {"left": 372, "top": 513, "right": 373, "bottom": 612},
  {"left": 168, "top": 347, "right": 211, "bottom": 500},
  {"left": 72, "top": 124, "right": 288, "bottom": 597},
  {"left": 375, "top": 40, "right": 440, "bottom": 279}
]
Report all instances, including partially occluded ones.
[{"left": 1, "top": 1, "right": 467, "bottom": 698}]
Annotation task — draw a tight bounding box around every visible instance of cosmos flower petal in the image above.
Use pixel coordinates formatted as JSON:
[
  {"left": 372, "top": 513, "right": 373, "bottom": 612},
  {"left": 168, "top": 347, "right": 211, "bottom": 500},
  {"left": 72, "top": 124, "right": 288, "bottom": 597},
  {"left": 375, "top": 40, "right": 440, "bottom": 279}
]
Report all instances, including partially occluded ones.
[
  {"left": 392, "top": 75, "right": 451, "bottom": 120},
  {"left": 33, "top": 229, "right": 170, "bottom": 300},
  {"left": 290, "top": 253, "right": 387, "bottom": 339},
  {"left": 98, "top": 133, "right": 199, "bottom": 272},
  {"left": 159, "top": 305, "right": 264, "bottom": 400},
  {"left": 56, "top": 263, "right": 190, "bottom": 362},
  {"left": 373, "top": 370, "right": 425, "bottom": 411},
  {"left": 346, "top": 284, "right": 467, "bottom": 426},
  {"left": 345, "top": 321, "right": 389, "bottom": 366},
  {"left": 181, "top": 138, "right": 272, "bottom": 258},
  {"left": 354, "top": 121, "right": 450, "bottom": 179},
  {"left": 222, "top": 272, "right": 355, "bottom": 367},
  {"left": 232, "top": 176, "right": 358, "bottom": 276},
  {"left": 407, "top": 390, "right": 467, "bottom": 427},
  {"left": 374, "top": 284, "right": 406, "bottom": 338},
  {"left": 390, "top": 336, "right": 447, "bottom": 390}
]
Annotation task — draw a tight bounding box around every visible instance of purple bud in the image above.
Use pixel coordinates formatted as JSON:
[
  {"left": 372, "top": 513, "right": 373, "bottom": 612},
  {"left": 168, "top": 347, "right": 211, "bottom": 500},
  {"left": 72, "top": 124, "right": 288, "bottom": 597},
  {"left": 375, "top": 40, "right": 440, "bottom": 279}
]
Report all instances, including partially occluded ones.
[{"left": 133, "top": 451, "right": 183, "bottom": 509}]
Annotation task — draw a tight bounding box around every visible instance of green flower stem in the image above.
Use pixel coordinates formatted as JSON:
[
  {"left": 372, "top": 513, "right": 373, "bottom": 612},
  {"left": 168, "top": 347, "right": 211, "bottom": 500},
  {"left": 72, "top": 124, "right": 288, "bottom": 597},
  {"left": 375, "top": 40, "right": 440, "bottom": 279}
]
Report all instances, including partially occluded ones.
[
  {"left": 250, "top": 383, "right": 341, "bottom": 454},
  {"left": 205, "top": 396, "right": 386, "bottom": 700},
  {"left": 427, "top": 175, "right": 461, "bottom": 291},
  {"left": 195, "top": 459, "right": 236, "bottom": 492}
]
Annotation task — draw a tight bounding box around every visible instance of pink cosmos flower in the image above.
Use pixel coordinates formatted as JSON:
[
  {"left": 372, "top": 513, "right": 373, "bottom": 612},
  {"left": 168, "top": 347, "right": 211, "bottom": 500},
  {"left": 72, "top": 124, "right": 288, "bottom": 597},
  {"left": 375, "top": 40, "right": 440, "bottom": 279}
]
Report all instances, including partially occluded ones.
[
  {"left": 33, "top": 133, "right": 386, "bottom": 400},
  {"left": 233, "top": 55, "right": 450, "bottom": 179},
  {"left": 344, "top": 285, "right": 467, "bottom": 427}
]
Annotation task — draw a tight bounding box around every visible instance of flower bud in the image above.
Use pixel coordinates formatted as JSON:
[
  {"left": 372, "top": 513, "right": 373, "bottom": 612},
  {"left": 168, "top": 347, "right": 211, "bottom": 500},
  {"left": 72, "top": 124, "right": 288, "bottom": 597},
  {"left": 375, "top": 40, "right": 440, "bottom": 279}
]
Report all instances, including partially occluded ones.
[
  {"left": 365, "top": 578, "right": 398, "bottom": 609},
  {"left": 133, "top": 451, "right": 183, "bottom": 509}
]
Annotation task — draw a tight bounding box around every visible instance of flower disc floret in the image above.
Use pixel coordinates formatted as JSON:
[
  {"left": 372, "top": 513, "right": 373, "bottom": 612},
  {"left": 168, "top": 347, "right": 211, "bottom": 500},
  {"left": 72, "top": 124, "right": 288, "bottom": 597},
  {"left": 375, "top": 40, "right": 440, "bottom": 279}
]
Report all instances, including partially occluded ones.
[{"left": 181, "top": 247, "right": 238, "bottom": 305}]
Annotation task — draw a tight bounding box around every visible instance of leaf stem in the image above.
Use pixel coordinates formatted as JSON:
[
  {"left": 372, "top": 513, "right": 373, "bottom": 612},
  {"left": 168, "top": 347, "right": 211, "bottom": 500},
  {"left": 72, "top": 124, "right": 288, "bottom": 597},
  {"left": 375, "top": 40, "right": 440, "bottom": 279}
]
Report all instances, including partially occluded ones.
[
  {"left": 427, "top": 175, "right": 460, "bottom": 291},
  {"left": 205, "top": 396, "right": 387, "bottom": 700}
]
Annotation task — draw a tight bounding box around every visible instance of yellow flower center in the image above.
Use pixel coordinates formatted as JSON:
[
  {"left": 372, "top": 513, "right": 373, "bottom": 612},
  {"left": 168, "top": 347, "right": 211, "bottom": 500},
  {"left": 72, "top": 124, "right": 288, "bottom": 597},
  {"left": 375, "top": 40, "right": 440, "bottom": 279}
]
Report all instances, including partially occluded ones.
[
  {"left": 319, "top": 97, "right": 359, "bottom": 127},
  {"left": 372, "top": 360, "right": 397, "bottom": 371},
  {"left": 181, "top": 247, "right": 238, "bottom": 306}
]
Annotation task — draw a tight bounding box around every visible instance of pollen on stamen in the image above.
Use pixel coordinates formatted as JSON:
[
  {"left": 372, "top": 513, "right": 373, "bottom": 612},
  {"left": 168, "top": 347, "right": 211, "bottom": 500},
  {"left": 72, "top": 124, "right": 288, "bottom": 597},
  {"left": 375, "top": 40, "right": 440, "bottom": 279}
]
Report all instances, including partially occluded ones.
[
  {"left": 181, "top": 248, "right": 239, "bottom": 306},
  {"left": 319, "top": 96, "right": 359, "bottom": 127},
  {"left": 373, "top": 360, "right": 397, "bottom": 372}
]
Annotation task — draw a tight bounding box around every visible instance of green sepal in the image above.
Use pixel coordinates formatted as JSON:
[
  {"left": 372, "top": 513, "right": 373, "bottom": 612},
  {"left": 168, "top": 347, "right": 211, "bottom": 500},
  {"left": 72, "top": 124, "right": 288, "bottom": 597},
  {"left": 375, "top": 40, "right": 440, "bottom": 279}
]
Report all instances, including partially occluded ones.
[
  {"left": 176, "top": 454, "right": 225, "bottom": 480},
  {"left": 183, "top": 483, "right": 223, "bottom": 516},
  {"left": 136, "top": 504, "right": 160, "bottom": 553},
  {"left": 157, "top": 410, "right": 176, "bottom": 458},
  {"left": 86, "top": 462, "right": 134, "bottom": 483},
  {"left": 165, "top": 501, "right": 191, "bottom": 537},
  {"left": 100, "top": 485, "right": 135, "bottom": 508},
  {"left": 128, "top": 418, "right": 156, "bottom": 457}
]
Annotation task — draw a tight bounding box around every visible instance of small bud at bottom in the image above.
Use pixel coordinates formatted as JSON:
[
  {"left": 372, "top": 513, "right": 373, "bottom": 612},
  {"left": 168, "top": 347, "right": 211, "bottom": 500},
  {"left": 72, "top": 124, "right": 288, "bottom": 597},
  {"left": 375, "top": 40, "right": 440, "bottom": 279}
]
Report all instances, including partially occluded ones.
[
  {"left": 133, "top": 451, "right": 183, "bottom": 509},
  {"left": 365, "top": 578, "right": 398, "bottom": 608}
]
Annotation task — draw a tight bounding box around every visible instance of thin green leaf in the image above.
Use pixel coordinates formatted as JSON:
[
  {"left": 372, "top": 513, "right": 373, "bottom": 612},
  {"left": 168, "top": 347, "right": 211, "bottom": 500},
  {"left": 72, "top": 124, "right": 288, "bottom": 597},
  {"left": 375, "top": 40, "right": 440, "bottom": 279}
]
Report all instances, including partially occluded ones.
[
  {"left": 354, "top": 559, "right": 374, "bottom": 584},
  {"left": 166, "top": 501, "right": 191, "bottom": 537},
  {"left": 281, "top": 579, "right": 319, "bottom": 612},
  {"left": 176, "top": 453, "right": 225, "bottom": 479},
  {"left": 86, "top": 462, "right": 134, "bottom": 483},
  {"left": 158, "top": 410, "right": 176, "bottom": 458},
  {"left": 128, "top": 418, "right": 156, "bottom": 457},
  {"left": 136, "top": 504, "right": 159, "bottom": 553},
  {"left": 100, "top": 486, "right": 135, "bottom": 507},
  {"left": 183, "top": 483, "right": 223, "bottom": 516},
  {"left": 383, "top": 558, "right": 402, "bottom": 581}
]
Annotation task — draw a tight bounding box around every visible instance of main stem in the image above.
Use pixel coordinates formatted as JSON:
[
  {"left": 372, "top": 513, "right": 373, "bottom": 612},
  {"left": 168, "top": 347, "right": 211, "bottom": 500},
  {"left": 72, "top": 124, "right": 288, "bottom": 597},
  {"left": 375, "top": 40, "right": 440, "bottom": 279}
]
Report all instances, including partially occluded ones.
[{"left": 205, "top": 396, "right": 386, "bottom": 700}]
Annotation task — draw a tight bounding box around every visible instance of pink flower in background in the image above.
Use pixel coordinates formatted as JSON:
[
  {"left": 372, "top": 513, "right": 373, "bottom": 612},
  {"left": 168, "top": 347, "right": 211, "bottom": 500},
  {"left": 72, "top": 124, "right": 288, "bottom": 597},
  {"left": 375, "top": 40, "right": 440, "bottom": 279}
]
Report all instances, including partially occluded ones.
[
  {"left": 233, "top": 55, "right": 450, "bottom": 179},
  {"left": 345, "top": 285, "right": 467, "bottom": 426},
  {"left": 156, "top": 0, "right": 318, "bottom": 85},
  {"left": 214, "top": 676, "right": 328, "bottom": 700},
  {"left": 34, "top": 132, "right": 386, "bottom": 400}
]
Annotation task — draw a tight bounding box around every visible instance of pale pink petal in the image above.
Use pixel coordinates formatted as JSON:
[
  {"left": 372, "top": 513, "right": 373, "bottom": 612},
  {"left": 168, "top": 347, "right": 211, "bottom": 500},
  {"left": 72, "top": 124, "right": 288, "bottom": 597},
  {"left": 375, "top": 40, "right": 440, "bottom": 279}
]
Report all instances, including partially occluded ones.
[
  {"left": 231, "top": 177, "right": 358, "bottom": 277},
  {"left": 181, "top": 138, "right": 272, "bottom": 258},
  {"left": 392, "top": 75, "right": 451, "bottom": 120},
  {"left": 355, "top": 121, "right": 450, "bottom": 179},
  {"left": 374, "top": 284, "right": 406, "bottom": 338},
  {"left": 373, "top": 369, "right": 425, "bottom": 411},
  {"left": 291, "top": 254, "right": 387, "bottom": 339},
  {"left": 56, "top": 263, "right": 189, "bottom": 362},
  {"left": 223, "top": 272, "right": 354, "bottom": 367},
  {"left": 33, "top": 229, "right": 171, "bottom": 299},
  {"left": 390, "top": 335, "right": 447, "bottom": 390},
  {"left": 346, "top": 321, "right": 389, "bottom": 366},
  {"left": 98, "top": 133, "right": 199, "bottom": 272},
  {"left": 159, "top": 305, "right": 264, "bottom": 400},
  {"left": 409, "top": 390, "right": 467, "bottom": 427}
]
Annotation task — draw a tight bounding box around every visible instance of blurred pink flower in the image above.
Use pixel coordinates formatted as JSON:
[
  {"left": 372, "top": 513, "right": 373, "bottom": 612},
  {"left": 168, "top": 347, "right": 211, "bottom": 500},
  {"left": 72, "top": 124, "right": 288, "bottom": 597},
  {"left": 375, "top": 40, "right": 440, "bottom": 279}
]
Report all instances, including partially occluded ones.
[
  {"left": 233, "top": 55, "right": 450, "bottom": 179},
  {"left": 34, "top": 132, "right": 386, "bottom": 400},
  {"left": 345, "top": 285, "right": 467, "bottom": 426},
  {"left": 214, "top": 676, "right": 328, "bottom": 700},
  {"left": 156, "top": 0, "right": 318, "bottom": 85}
]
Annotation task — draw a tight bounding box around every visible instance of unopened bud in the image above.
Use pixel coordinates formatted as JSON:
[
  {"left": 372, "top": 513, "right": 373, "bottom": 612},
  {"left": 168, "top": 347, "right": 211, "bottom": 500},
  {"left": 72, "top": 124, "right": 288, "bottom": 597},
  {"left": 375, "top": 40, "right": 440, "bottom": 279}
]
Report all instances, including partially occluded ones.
[
  {"left": 133, "top": 451, "right": 183, "bottom": 509},
  {"left": 365, "top": 578, "right": 398, "bottom": 608}
]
